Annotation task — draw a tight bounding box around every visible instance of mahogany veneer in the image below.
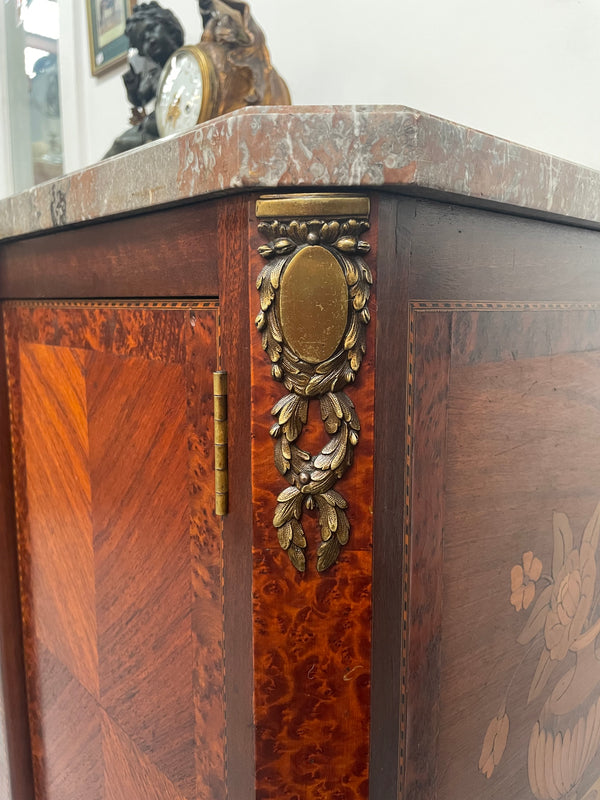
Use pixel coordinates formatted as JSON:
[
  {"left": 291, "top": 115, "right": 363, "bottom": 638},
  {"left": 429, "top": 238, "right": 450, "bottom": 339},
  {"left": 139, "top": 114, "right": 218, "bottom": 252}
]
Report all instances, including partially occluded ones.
[
  {"left": 4, "top": 302, "right": 223, "bottom": 800},
  {"left": 2, "top": 119, "right": 600, "bottom": 800}
]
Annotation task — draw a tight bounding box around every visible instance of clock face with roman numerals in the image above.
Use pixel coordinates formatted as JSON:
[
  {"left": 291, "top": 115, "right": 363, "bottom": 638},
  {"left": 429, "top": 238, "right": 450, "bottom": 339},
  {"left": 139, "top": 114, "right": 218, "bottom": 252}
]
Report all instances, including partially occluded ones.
[{"left": 156, "top": 48, "right": 205, "bottom": 137}]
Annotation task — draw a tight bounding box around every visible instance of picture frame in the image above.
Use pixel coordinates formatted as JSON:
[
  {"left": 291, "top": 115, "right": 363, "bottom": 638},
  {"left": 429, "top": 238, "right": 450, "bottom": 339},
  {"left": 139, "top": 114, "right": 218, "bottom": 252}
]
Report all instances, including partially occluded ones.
[{"left": 87, "top": 0, "right": 134, "bottom": 76}]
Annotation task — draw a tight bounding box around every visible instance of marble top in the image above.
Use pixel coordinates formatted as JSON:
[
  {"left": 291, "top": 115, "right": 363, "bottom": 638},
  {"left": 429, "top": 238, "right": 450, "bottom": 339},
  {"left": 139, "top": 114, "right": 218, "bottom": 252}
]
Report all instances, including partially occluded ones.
[{"left": 1, "top": 105, "right": 599, "bottom": 240}]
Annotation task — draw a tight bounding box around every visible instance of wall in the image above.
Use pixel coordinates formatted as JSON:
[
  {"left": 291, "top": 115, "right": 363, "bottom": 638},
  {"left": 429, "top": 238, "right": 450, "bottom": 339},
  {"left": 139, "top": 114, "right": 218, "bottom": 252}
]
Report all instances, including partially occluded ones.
[
  {"left": 8, "top": 0, "right": 600, "bottom": 182},
  {"left": 261, "top": 0, "right": 600, "bottom": 171},
  {"left": 58, "top": 0, "right": 202, "bottom": 169}
]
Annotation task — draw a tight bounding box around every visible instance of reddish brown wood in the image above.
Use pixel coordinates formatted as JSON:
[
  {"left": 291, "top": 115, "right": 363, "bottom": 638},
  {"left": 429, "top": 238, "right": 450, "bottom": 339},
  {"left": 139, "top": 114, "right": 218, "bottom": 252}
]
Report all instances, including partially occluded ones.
[
  {"left": 90, "top": 353, "right": 195, "bottom": 796},
  {"left": 252, "top": 550, "right": 372, "bottom": 800},
  {"left": 185, "top": 311, "right": 227, "bottom": 800},
  {"left": 20, "top": 344, "right": 98, "bottom": 697},
  {"left": 4, "top": 302, "right": 224, "bottom": 800},
  {"left": 399, "top": 304, "right": 600, "bottom": 800},
  {"left": 101, "top": 708, "right": 189, "bottom": 800},
  {"left": 0, "top": 311, "right": 34, "bottom": 800},
  {"left": 5, "top": 188, "right": 600, "bottom": 800},
  {"left": 0, "top": 202, "right": 219, "bottom": 299},
  {"left": 218, "top": 195, "right": 255, "bottom": 800},
  {"left": 403, "top": 310, "right": 452, "bottom": 800},
  {"left": 4, "top": 308, "right": 46, "bottom": 800},
  {"left": 248, "top": 205, "right": 376, "bottom": 800},
  {"left": 438, "top": 308, "right": 600, "bottom": 800},
  {"left": 33, "top": 643, "right": 104, "bottom": 800}
]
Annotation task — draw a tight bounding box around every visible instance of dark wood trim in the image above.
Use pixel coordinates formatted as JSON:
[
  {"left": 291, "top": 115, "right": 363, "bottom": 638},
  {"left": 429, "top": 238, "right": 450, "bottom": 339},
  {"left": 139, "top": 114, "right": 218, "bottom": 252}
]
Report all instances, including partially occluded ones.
[
  {"left": 404, "top": 197, "right": 600, "bottom": 303},
  {"left": 218, "top": 195, "right": 255, "bottom": 800},
  {"left": 403, "top": 309, "right": 452, "bottom": 800},
  {"left": 0, "top": 202, "right": 220, "bottom": 300},
  {"left": 370, "top": 195, "right": 411, "bottom": 799},
  {"left": 0, "top": 310, "right": 34, "bottom": 800}
]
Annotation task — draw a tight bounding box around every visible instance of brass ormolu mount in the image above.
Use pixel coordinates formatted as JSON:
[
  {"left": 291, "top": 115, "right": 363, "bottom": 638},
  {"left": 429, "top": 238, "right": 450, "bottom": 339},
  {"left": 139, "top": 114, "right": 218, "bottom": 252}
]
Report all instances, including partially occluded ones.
[{"left": 255, "top": 194, "right": 372, "bottom": 573}]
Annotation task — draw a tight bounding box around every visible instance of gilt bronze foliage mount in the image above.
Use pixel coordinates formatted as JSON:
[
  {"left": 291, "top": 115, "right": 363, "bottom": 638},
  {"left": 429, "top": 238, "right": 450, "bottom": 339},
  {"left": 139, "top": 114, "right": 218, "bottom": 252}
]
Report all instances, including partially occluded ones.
[{"left": 255, "top": 194, "right": 372, "bottom": 573}]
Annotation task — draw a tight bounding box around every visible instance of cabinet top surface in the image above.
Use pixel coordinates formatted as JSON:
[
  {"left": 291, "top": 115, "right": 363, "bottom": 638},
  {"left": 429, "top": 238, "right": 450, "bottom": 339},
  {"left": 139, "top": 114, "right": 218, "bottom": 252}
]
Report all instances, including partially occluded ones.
[{"left": 2, "top": 104, "right": 600, "bottom": 240}]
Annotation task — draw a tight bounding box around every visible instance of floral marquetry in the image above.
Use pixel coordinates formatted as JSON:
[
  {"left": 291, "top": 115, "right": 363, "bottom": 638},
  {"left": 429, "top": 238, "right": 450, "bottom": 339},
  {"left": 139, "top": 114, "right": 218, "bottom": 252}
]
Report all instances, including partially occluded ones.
[
  {"left": 511, "top": 551, "right": 543, "bottom": 612},
  {"left": 479, "top": 708, "right": 509, "bottom": 779},
  {"left": 405, "top": 304, "right": 600, "bottom": 800},
  {"left": 484, "top": 500, "right": 600, "bottom": 797}
]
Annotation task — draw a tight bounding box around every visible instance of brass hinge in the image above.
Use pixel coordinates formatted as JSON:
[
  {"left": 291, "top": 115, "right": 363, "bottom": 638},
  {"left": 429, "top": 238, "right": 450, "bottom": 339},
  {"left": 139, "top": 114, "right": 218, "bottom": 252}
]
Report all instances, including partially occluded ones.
[{"left": 213, "top": 371, "right": 228, "bottom": 516}]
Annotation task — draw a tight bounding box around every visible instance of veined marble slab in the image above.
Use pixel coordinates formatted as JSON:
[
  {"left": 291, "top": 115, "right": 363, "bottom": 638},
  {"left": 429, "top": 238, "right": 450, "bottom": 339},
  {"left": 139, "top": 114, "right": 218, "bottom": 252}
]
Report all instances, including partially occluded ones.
[{"left": 1, "top": 105, "right": 599, "bottom": 239}]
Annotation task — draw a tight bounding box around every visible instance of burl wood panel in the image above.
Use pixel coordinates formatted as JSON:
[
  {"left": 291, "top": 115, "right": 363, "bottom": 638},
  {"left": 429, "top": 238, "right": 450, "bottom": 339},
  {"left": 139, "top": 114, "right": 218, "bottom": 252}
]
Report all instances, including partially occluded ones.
[
  {"left": 4, "top": 301, "right": 224, "bottom": 800},
  {"left": 404, "top": 304, "right": 600, "bottom": 800},
  {"left": 248, "top": 215, "right": 376, "bottom": 800}
]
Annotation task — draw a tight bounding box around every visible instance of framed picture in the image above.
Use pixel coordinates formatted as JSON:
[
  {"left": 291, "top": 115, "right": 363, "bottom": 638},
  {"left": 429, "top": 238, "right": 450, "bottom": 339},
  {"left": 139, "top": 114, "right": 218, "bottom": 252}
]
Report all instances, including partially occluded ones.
[{"left": 87, "top": 0, "right": 133, "bottom": 76}]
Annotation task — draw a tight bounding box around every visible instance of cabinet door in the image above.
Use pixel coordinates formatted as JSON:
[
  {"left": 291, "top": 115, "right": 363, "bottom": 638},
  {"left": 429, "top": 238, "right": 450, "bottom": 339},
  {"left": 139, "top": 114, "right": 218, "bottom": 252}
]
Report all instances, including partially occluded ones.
[
  {"left": 403, "top": 303, "right": 600, "bottom": 800},
  {"left": 4, "top": 301, "right": 225, "bottom": 800}
]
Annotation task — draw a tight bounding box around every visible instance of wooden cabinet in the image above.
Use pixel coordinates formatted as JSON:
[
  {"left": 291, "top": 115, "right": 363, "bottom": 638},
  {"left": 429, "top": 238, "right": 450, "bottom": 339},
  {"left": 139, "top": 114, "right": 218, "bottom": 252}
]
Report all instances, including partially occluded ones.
[
  {"left": 2, "top": 108, "right": 600, "bottom": 800},
  {"left": 4, "top": 301, "right": 222, "bottom": 799}
]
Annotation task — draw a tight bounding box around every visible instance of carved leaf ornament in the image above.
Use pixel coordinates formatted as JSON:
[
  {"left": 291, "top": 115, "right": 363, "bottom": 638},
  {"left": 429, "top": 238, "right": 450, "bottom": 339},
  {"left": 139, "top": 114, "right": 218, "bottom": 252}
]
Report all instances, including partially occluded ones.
[{"left": 255, "top": 196, "right": 372, "bottom": 572}]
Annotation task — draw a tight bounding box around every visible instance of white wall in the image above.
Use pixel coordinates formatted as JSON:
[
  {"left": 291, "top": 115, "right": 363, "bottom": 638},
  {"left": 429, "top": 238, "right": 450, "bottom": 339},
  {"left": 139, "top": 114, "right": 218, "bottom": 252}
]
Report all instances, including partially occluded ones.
[
  {"left": 260, "top": 0, "right": 600, "bottom": 171},
  {"left": 14, "top": 0, "right": 600, "bottom": 178},
  {"left": 59, "top": 0, "right": 202, "bottom": 168}
]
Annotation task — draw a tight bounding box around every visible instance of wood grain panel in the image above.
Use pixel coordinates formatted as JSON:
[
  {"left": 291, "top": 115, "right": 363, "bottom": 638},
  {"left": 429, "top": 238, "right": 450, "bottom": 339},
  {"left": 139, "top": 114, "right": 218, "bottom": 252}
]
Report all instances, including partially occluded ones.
[
  {"left": 403, "top": 311, "right": 452, "bottom": 800},
  {"left": 370, "top": 194, "right": 409, "bottom": 799},
  {"left": 401, "top": 197, "right": 600, "bottom": 303},
  {"left": 33, "top": 642, "right": 104, "bottom": 800},
  {"left": 253, "top": 549, "right": 372, "bottom": 800},
  {"left": 20, "top": 343, "right": 98, "bottom": 698},
  {"left": 441, "top": 328, "right": 600, "bottom": 800},
  {"left": 0, "top": 202, "right": 219, "bottom": 299},
  {"left": 101, "top": 710, "right": 188, "bottom": 800},
  {"left": 219, "top": 196, "right": 255, "bottom": 800},
  {"left": 451, "top": 308, "right": 600, "bottom": 367},
  {"left": 0, "top": 309, "right": 34, "bottom": 800},
  {"left": 404, "top": 305, "right": 600, "bottom": 800},
  {"left": 249, "top": 205, "right": 376, "bottom": 799},
  {"left": 6, "top": 302, "right": 191, "bottom": 361},
  {"left": 5, "top": 302, "right": 223, "bottom": 800},
  {"left": 89, "top": 353, "right": 195, "bottom": 798},
  {"left": 184, "top": 311, "right": 226, "bottom": 800}
]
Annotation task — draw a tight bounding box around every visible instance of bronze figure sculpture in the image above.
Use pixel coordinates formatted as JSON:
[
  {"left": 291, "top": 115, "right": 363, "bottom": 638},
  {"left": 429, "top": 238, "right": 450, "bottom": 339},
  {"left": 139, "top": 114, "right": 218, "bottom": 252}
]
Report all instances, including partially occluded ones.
[
  {"left": 196, "top": 0, "right": 290, "bottom": 110},
  {"left": 105, "top": 0, "right": 290, "bottom": 157},
  {"left": 104, "top": 3, "right": 184, "bottom": 158}
]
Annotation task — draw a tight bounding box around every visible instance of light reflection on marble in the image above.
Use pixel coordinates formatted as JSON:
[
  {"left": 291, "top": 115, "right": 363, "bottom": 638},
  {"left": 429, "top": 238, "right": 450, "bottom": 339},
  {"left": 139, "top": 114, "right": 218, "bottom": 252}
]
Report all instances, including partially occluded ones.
[{"left": 2, "top": 105, "right": 600, "bottom": 240}]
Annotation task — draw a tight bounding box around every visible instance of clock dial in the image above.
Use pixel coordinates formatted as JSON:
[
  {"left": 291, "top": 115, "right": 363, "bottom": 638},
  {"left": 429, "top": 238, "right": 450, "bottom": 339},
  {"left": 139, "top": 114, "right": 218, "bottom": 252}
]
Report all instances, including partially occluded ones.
[{"left": 156, "top": 48, "right": 206, "bottom": 137}]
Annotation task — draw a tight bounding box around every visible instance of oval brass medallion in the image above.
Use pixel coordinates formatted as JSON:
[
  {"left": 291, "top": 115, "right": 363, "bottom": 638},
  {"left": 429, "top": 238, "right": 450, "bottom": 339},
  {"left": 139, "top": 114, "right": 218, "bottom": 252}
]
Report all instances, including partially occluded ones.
[{"left": 279, "top": 246, "right": 348, "bottom": 364}]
